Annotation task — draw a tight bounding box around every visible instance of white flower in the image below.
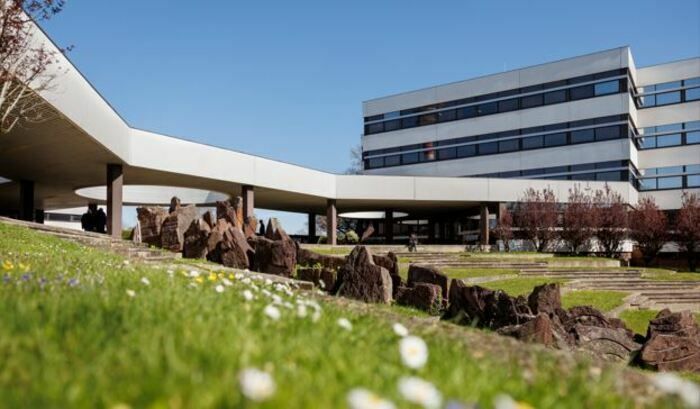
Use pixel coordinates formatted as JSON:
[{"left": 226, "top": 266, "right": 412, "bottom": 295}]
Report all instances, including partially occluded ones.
[
  {"left": 166, "top": 269, "right": 174, "bottom": 277},
  {"left": 653, "top": 373, "right": 700, "bottom": 408},
  {"left": 264, "top": 278, "right": 273, "bottom": 286},
  {"left": 297, "top": 304, "right": 308, "bottom": 318},
  {"left": 392, "top": 323, "right": 409, "bottom": 337},
  {"left": 347, "top": 388, "right": 396, "bottom": 409},
  {"left": 241, "top": 277, "right": 252, "bottom": 285},
  {"left": 238, "top": 368, "right": 276, "bottom": 402},
  {"left": 399, "top": 336, "right": 428, "bottom": 369},
  {"left": 125, "top": 289, "right": 136, "bottom": 297},
  {"left": 215, "top": 284, "right": 225, "bottom": 293},
  {"left": 242, "top": 289, "right": 254, "bottom": 301},
  {"left": 261, "top": 289, "right": 272, "bottom": 297},
  {"left": 264, "top": 304, "right": 281, "bottom": 321},
  {"left": 311, "top": 310, "right": 321, "bottom": 322},
  {"left": 397, "top": 376, "right": 442, "bottom": 409},
  {"left": 222, "top": 277, "right": 233, "bottom": 286},
  {"left": 140, "top": 277, "right": 150, "bottom": 286},
  {"left": 337, "top": 318, "right": 353, "bottom": 331},
  {"left": 189, "top": 270, "right": 200, "bottom": 278},
  {"left": 271, "top": 294, "right": 283, "bottom": 305}
]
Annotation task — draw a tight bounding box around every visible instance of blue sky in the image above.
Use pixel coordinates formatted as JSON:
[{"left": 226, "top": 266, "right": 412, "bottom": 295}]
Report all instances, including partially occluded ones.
[{"left": 40, "top": 0, "right": 700, "bottom": 233}]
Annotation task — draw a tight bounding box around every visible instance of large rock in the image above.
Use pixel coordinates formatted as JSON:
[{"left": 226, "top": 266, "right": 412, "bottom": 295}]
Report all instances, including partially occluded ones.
[
  {"left": 373, "top": 252, "right": 399, "bottom": 276},
  {"left": 296, "top": 266, "right": 337, "bottom": 291},
  {"left": 528, "top": 283, "right": 562, "bottom": 315},
  {"left": 407, "top": 264, "right": 449, "bottom": 299},
  {"left": 442, "top": 280, "right": 533, "bottom": 329},
  {"left": 639, "top": 309, "right": 700, "bottom": 372},
  {"left": 218, "top": 226, "right": 254, "bottom": 269},
  {"left": 216, "top": 200, "right": 239, "bottom": 228},
  {"left": 183, "top": 218, "right": 211, "bottom": 259},
  {"left": 573, "top": 325, "right": 641, "bottom": 363},
  {"left": 265, "top": 218, "right": 289, "bottom": 241},
  {"left": 396, "top": 283, "right": 443, "bottom": 315},
  {"left": 253, "top": 236, "right": 297, "bottom": 277},
  {"left": 336, "top": 246, "right": 392, "bottom": 304},
  {"left": 232, "top": 196, "right": 244, "bottom": 227},
  {"left": 207, "top": 219, "right": 229, "bottom": 255},
  {"left": 160, "top": 205, "right": 198, "bottom": 252},
  {"left": 243, "top": 216, "right": 258, "bottom": 239},
  {"left": 298, "top": 247, "right": 346, "bottom": 271},
  {"left": 498, "top": 313, "right": 557, "bottom": 346},
  {"left": 136, "top": 206, "right": 169, "bottom": 247}
]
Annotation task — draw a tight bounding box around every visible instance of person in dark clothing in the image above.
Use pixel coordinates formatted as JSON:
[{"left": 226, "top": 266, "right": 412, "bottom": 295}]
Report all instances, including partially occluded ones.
[
  {"left": 81, "top": 204, "right": 98, "bottom": 232},
  {"left": 259, "top": 220, "right": 266, "bottom": 236},
  {"left": 95, "top": 208, "right": 107, "bottom": 234}
]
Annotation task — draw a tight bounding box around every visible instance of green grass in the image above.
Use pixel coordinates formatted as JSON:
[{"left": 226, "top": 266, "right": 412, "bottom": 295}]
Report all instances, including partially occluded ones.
[
  {"left": 620, "top": 309, "right": 700, "bottom": 335},
  {"left": 442, "top": 268, "right": 518, "bottom": 279},
  {"left": 0, "top": 223, "right": 686, "bottom": 408},
  {"left": 302, "top": 246, "right": 351, "bottom": 256},
  {"left": 561, "top": 290, "right": 627, "bottom": 312},
  {"left": 480, "top": 277, "right": 567, "bottom": 296},
  {"left": 641, "top": 270, "right": 700, "bottom": 282}
]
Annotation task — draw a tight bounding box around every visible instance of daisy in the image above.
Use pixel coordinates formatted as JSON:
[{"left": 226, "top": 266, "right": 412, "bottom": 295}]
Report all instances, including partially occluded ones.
[
  {"left": 242, "top": 289, "right": 254, "bottom": 301},
  {"left": 337, "top": 317, "right": 353, "bottom": 331},
  {"left": 140, "top": 277, "right": 150, "bottom": 286},
  {"left": 347, "top": 388, "right": 396, "bottom": 409},
  {"left": 653, "top": 373, "right": 700, "bottom": 408},
  {"left": 264, "top": 304, "right": 281, "bottom": 321},
  {"left": 125, "top": 289, "right": 136, "bottom": 297},
  {"left": 189, "top": 270, "right": 200, "bottom": 278},
  {"left": 238, "top": 368, "right": 276, "bottom": 402},
  {"left": 222, "top": 277, "right": 233, "bottom": 286},
  {"left": 392, "top": 323, "right": 409, "bottom": 337},
  {"left": 297, "top": 304, "right": 308, "bottom": 318},
  {"left": 215, "top": 284, "right": 225, "bottom": 293},
  {"left": 399, "top": 336, "right": 428, "bottom": 369},
  {"left": 397, "top": 376, "right": 442, "bottom": 409}
]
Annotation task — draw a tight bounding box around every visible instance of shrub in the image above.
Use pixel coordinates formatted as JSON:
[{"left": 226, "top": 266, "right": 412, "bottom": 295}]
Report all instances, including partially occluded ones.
[
  {"left": 592, "top": 184, "right": 627, "bottom": 258},
  {"left": 630, "top": 197, "right": 667, "bottom": 266},
  {"left": 676, "top": 192, "right": 700, "bottom": 272},
  {"left": 344, "top": 230, "right": 359, "bottom": 244},
  {"left": 561, "top": 185, "right": 597, "bottom": 254},
  {"left": 514, "top": 187, "right": 558, "bottom": 252}
]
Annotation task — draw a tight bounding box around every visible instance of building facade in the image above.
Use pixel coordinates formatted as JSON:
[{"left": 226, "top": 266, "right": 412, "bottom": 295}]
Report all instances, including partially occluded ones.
[{"left": 362, "top": 48, "right": 699, "bottom": 209}]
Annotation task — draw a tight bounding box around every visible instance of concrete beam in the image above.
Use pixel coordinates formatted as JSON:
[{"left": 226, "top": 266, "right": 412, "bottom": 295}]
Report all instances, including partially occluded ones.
[
  {"left": 106, "top": 164, "right": 123, "bottom": 238},
  {"left": 19, "top": 180, "right": 34, "bottom": 222},
  {"left": 326, "top": 199, "right": 337, "bottom": 245},
  {"left": 242, "top": 185, "right": 254, "bottom": 220}
]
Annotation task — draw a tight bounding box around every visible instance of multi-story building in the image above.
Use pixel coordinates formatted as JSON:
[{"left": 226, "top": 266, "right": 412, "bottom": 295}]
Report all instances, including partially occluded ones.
[{"left": 360, "top": 47, "right": 699, "bottom": 243}]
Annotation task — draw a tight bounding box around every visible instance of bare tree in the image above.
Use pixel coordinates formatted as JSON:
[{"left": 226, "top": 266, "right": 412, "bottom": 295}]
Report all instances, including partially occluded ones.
[
  {"left": 592, "top": 184, "right": 628, "bottom": 258},
  {"left": 514, "top": 187, "right": 558, "bottom": 252},
  {"left": 676, "top": 192, "right": 700, "bottom": 272},
  {"left": 344, "top": 144, "right": 363, "bottom": 174},
  {"left": 630, "top": 197, "right": 668, "bottom": 267},
  {"left": 1, "top": 1, "right": 66, "bottom": 134},
  {"left": 491, "top": 206, "right": 513, "bottom": 252},
  {"left": 560, "top": 185, "right": 597, "bottom": 254}
]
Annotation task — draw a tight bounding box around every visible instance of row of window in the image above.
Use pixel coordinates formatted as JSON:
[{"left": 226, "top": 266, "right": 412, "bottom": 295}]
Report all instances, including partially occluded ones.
[
  {"left": 635, "top": 77, "right": 700, "bottom": 108},
  {"left": 363, "top": 117, "right": 629, "bottom": 170},
  {"left": 635, "top": 120, "right": 700, "bottom": 149},
  {"left": 638, "top": 164, "right": 700, "bottom": 191},
  {"left": 474, "top": 160, "right": 635, "bottom": 184},
  {"left": 365, "top": 68, "right": 626, "bottom": 122},
  {"left": 364, "top": 77, "right": 627, "bottom": 135}
]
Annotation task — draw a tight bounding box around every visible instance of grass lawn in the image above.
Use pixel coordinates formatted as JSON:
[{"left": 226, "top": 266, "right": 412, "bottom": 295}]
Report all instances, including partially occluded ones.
[
  {"left": 561, "top": 290, "right": 628, "bottom": 312},
  {"left": 0, "top": 223, "right": 687, "bottom": 408},
  {"left": 480, "top": 277, "right": 567, "bottom": 296},
  {"left": 619, "top": 309, "right": 700, "bottom": 335},
  {"left": 640, "top": 270, "right": 700, "bottom": 281},
  {"left": 441, "top": 268, "right": 518, "bottom": 279},
  {"left": 302, "top": 246, "right": 352, "bottom": 256}
]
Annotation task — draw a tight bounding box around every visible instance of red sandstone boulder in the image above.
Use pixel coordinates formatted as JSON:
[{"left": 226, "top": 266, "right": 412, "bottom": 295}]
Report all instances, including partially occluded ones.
[
  {"left": 336, "top": 246, "right": 392, "bottom": 304},
  {"left": 253, "top": 237, "right": 297, "bottom": 277},
  {"left": 216, "top": 200, "right": 240, "bottom": 228},
  {"left": 498, "top": 313, "right": 557, "bottom": 346},
  {"left": 573, "top": 324, "right": 641, "bottom": 363},
  {"left": 639, "top": 309, "right": 700, "bottom": 372},
  {"left": 243, "top": 216, "right": 258, "bottom": 239},
  {"left": 296, "top": 266, "right": 337, "bottom": 291},
  {"left": 161, "top": 205, "right": 198, "bottom": 252},
  {"left": 136, "top": 206, "right": 169, "bottom": 247},
  {"left": 528, "top": 283, "right": 562, "bottom": 315},
  {"left": 298, "top": 247, "right": 346, "bottom": 271},
  {"left": 396, "top": 283, "right": 443, "bottom": 314},
  {"left": 218, "top": 226, "right": 254, "bottom": 269},
  {"left": 183, "top": 218, "right": 211, "bottom": 259},
  {"left": 407, "top": 264, "right": 449, "bottom": 299}
]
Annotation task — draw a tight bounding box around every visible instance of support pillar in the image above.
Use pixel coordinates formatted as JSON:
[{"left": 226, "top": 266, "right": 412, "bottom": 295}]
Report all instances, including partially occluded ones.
[
  {"left": 326, "top": 199, "right": 337, "bottom": 245},
  {"left": 495, "top": 202, "right": 506, "bottom": 224},
  {"left": 19, "top": 180, "right": 34, "bottom": 221},
  {"left": 34, "top": 209, "right": 45, "bottom": 224},
  {"left": 480, "top": 203, "right": 489, "bottom": 246},
  {"left": 308, "top": 213, "right": 316, "bottom": 241},
  {"left": 384, "top": 209, "right": 394, "bottom": 244},
  {"left": 106, "top": 164, "right": 123, "bottom": 238},
  {"left": 242, "top": 185, "right": 255, "bottom": 221}
]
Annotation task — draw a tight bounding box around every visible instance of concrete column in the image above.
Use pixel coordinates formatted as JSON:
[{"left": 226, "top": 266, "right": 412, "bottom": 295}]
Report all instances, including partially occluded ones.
[
  {"left": 384, "top": 209, "right": 394, "bottom": 244},
  {"left": 326, "top": 199, "right": 337, "bottom": 245},
  {"left": 308, "top": 213, "right": 316, "bottom": 241},
  {"left": 495, "top": 202, "right": 507, "bottom": 224},
  {"left": 480, "top": 203, "right": 489, "bottom": 245},
  {"left": 19, "top": 180, "right": 34, "bottom": 221},
  {"left": 242, "top": 185, "right": 254, "bottom": 220},
  {"left": 106, "top": 164, "right": 123, "bottom": 238}
]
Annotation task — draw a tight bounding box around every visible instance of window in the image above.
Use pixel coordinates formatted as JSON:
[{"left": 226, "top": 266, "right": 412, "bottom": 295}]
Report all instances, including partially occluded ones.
[
  {"left": 498, "top": 139, "right": 519, "bottom": 153},
  {"left": 655, "top": 91, "right": 681, "bottom": 105},
  {"left": 366, "top": 123, "right": 383, "bottom": 134},
  {"left": 639, "top": 94, "right": 655, "bottom": 107},
  {"left": 477, "top": 102, "right": 497, "bottom": 116},
  {"left": 639, "top": 179, "right": 656, "bottom": 191},
  {"left": 437, "top": 147, "right": 456, "bottom": 160},
  {"left": 571, "top": 129, "right": 595, "bottom": 144},
  {"left": 596, "top": 171, "right": 621, "bottom": 181},
  {"left": 685, "top": 77, "right": 700, "bottom": 87},
  {"left": 520, "top": 94, "right": 543, "bottom": 108},
  {"left": 570, "top": 172, "right": 595, "bottom": 181},
  {"left": 401, "top": 152, "right": 419, "bottom": 164},
  {"left": 657, "top": 176, "right": 682, "bottom": 189},
  {"left": 543, "top": 90, "right": 566, "bottom": 105},
  {"left": 368, "top": 157, "right": 383, "bottom": 168},
  {"left": 594, "top": 80, "right": 619, "bottom": 96},
  {"left": 384, "top": 155, "right": 401, "bottom": 167},
  {"left": 437, "top": 110, "right": 456, "bottom": 122},
  {"left": 595, "top": 126, "right": 620, "bottom": 141},
  {"left": 420, "top": 150, "right": 437, "bottom": 161},
  {"left": 418, "top": 114, "right": 437, "bottom": 126},
  {"left": 384, "top": 119, "right": 401, "bottom": 132},
  {"left": 655, "top": 81, "right": 681, "bottom": 91},
  {"left": 569, "top": 85, "right": 594, "bottom": 100},
  {"left": 456, "top": 106, "right": 477, "bottom": 120},
  {"left": 657, "top": 166, "right": 683, "bottom": 175},
  {"left": 544, "top": 132, "right": 567, "bottom": 147},
  {"left": 498, "top": 98, "right": 519, "bottom": 112},
  {"left": 687, "top": 131, "right": 700, "bottom": 144},
  {"left": 686, "top": 87, "right": 700, "bottom": 101},
  {"left": 688, "top": 175, "right": 700, "bottom": 188},
  {"left": 638, "top": 136, "right": 656, "bottom": 149},
  {"left": 522, "top": 135, "right": 543, "bottom": 149},
  {"left": 656, "top": 133, "right": 682, "bottom": 147},
  {"left": 401, "top": 116, "right": 419, "bottom": 128},
  {"left": 457, "top": 145, "right": 476, "bottom": 158},
  {"left": 478, "top": 142, "right": 498, "bottom": 155}
]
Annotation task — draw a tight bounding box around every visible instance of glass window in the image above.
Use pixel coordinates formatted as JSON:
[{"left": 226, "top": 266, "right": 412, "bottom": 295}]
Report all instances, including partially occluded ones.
[
  {"left": 498, "top": 98, "right": 519, "bottom": 112},
  {"left": 437, "top": 110, "right": 456, "bottom": 122},
  {"left": 570, "top": 85, "right": 594, "bottom": 100},
  {"left": 688, "top": 175, "right": 700, "bottom": 188},
  {"left": 420, "top": 150, "right": 437, "bottom": 162},
  {"left": 384, "top": 111, "right": 400, "bottom": 119},
  {"left": 657, "top": 123, "right": 683, "bottom": 133},
  {"left": 498, "top": 139, "right": 519, "bottom": 153},
  {"left": 685, "top": 87, "right": 700, "bottom": 101},
  {"left": 544, "top": 132, "right": 567, "bottom": 147},
  {"left": 655, "top": 91, "right": 681, "bottom": 105},
  {"left": 685, "top": 77, "right": 700, "bottom": 87},
  {"left": 522, "top": 135, "right": 543, "bottom": 150},
  {"left": 638, "top": 136, "right": 656, "bottom": 149},
  {"left": 401, "top": 116, "right": 419, "bottom": 129},
  {"left": 384, "top": 119, "right": 401, "bottom": 132},
  {"left": 686, "top": 164, "right": 700, "bottom": 174},
  {"left": 656, "top": 133, "right": 682, "bottom": 147},
  {"left": 687, "top": 121, "right": 700, "bottom": 131},
  {"left": 657, "top": 166, "right": 683, "bottom": 175},
  {"left": 594, "top": 80, "right": 619, "bottom": 96},
  {"left": 457, "top": 145, "right": 476, "bottom": 158},
  {"left": 571, "top": 129, "right": 595, "bottom": 144},
  {"left": 687, "top": 131, "right": 700, "bottom": 144},
  {"left": 655, "top": 81, "right": 681, "bottom": 91},
  {"left": 368, "top": 157, "right": 384, "bottom": 168},
  {"left": 456, "top": 106, "right": 477, "bottom": 120},
  {"left": 418, "top": 114, "right": 437, "bottom": 126},
  {"left": 639, "top": 179, "right": 657, "bottom": 191},
  {"left": 639, "top": 94, "right": 656, "bottom": 107},
  {"left": 571, "top": 163, "right": 596, "bottom": 172},
  {"left": 595, "top": 126, "right": 621, "bottom": 141},
  {"left": 477, "top": 102, "right": 498, "bottom": 116},
  {"left": 402, "top": 152, "right": 419, "bottom": 164},
  {"left": 437, "top": 147, "right": 456, "bottom": 160},
  {"left": 570, "top": 172, "right": 595, "bottom": 181},
  {"left": 596, "top": 171, "right": 622, "bottom": 181},
  {"left": 366, "top": 123, "right": 383, "bottom": 134},
  {"left": 478, "top": 142, "right": 498, "bottom": 155},
  {"left": 657, "top": 176, "right": 682, "bottom": 189},
  {"left": 384, "top": 155, "right": 401, "bottom": 167},
  {"left": 543, "top": 90, "right": 567, "bottom": 105},
  {"left": 521, "top": 94, "right": 543, "bottom": 108}
]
